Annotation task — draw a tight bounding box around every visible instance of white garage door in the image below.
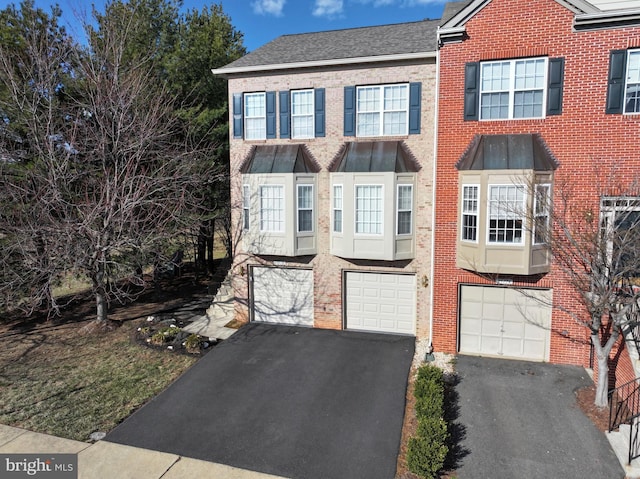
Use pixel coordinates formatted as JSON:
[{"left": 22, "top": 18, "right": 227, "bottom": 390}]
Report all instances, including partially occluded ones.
[
  {"left": 459, "top": 285, "right": 552, "bottom": 361},
  {"left": 346, "top": 272, "right": 416, "bottom": 335},
  {"left": 251, "top": 267, "right": 313, "bottom": 326}
]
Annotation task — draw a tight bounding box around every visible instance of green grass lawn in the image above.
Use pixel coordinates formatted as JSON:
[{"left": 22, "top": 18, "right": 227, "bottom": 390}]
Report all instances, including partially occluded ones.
[{"left": 0, "top": 319, "right": 197, "bottom": 441}]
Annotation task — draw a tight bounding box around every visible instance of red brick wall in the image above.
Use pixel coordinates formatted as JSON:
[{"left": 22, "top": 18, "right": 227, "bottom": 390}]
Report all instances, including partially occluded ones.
[{"left": 434, "top": 0, "right": 640, "bottom": 369}]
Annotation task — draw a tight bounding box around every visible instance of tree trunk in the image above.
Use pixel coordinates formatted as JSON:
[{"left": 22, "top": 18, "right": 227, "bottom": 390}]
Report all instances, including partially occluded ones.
[
  {"left": 93, "top": 253, "right": 108, "bottom": 323},
  {"left": 592, "top": 331, "right": 620, "bottom": 408}
]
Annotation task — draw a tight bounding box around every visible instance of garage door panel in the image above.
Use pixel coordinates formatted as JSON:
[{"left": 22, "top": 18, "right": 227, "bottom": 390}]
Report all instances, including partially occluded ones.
[
  {"left": 252, "top": 267, "right": 313, "bottom": 326},
  {"left": 346, "top": 272, "right": 416, "bottom": 335},
  {"left": 459, "top": 285, "right": 552, "bottom": 362}
]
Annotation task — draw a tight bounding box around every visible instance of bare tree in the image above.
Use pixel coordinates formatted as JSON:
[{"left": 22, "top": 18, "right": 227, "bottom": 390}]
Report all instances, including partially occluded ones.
[
  {"left": 0, "top": 2, "right": 222, "bottom": 327},
  {"left": 530, "top": 172, "right": 640, "bottom": 408}
]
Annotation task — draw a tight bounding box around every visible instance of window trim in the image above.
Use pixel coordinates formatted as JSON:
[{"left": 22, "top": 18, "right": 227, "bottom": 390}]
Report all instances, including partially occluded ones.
[
  {"left": 242, "top": 184, "right": 250, "bottom": 231},
  {"left": 355, "top": 184, "right": 384, "bottom": 236},
  {"left": 479, "top": 57, "right": 548, "bottom": 121},
  {"left": 259, "top": 184, "right": 284, "bottom": 233},
  {"left": 486, "top": 184, "right": 526, "bottom": 245},
  {"left": 291, "top": 89, "right": 315, "bottom": 139},
  {"left": 533, "top": 184, "right": 551, "bottom": 245},
  {"left": 296, "top": 184, "right": 314, "bottom": 233},
  {"left": 244, "top": 92, "right": 266, "bottom": 140},
  {"left": 625, "top": 49, "right": 640, "bottom": 115},
  {"left": 356, "top": 83, "right": 409, "bottom": 137},
  {"left": 396, "top": 184, "right": 413, "bottom": 236},
  {"left": 332, "top": 184, "right": 343, "bottom": 234},
  {"left": 461, "top": 184, "right": 480, "bottom": 243}
]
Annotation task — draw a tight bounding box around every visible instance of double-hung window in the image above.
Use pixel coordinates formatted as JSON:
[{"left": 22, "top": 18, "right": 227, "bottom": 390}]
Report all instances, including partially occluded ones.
[
  {"left": 355, "top": 185, "right": 383, "bottom": 234},
  {"left": 260, "top": 185, "right": 284, "bottom": 232},
  {"left": 625, "top": 50, "right": 640, "bottom": 114},
  {"left": 461, "top": 185, "right": 479, "bottom": 242},
  {"left": 333, "top": 185, "right": 343, "bottom": 233},
  {"left": 291, "top": 90, "right": 314, "bottom": 139},
  {"left": 244, "top": 93, "right": 266, "bottom": 140},
  {"left": 533, "top": 184, "right": 551, "bottom": 244},
  {"left": 297, "top": 185, "right": 313, "bottom": 233},
  {"left": 488, "top": 185, "right": 525, "bottom": 244},
  {"left": 242, "top": 185, "right": 250, "bottom": 231},
  {"left": 397, "top": 185, "right": 413, "bottom": 235},
  {"left": 480, "top": 57, "right": 547, "bottom": 120},
  {"left": 357, "top": 84, "right": 409, "bottom": 136}
]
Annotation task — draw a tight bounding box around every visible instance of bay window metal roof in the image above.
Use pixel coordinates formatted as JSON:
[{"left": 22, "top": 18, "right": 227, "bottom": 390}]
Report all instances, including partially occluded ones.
[
  {"left": 240, "top": 144, "right": 320, "bottom": 174},
  {"left": 329, "top": 141, "right": 420, "bottom": 173},
  {"left": 455, "top": 134, "right": 559, "bottom": 171}
]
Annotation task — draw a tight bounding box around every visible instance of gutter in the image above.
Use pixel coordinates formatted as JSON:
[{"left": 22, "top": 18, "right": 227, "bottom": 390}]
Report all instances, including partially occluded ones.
[
  {"left": 574, "top": 9, "right": 640, "bottom": 29},
  {"left": 211, "top": 51, "right": 437, "bottom": 77},
  {"left": 428, "top": 49, "right": 440, "bottom": 354}
]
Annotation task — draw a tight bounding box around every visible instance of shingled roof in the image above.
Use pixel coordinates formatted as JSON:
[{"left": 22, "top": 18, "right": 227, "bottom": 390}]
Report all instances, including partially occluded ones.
[{"left": 215, "top": 19, "right": 440, "bottom": 74}]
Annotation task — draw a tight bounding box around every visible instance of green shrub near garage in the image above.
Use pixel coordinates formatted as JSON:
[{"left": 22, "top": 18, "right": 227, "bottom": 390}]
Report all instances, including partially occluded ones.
[{"left": 407, "top": 364, "right": 449, "bottom": 479}]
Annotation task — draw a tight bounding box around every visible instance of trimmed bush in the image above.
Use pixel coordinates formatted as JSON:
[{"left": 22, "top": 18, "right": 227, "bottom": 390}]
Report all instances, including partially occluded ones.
[{"left": 407, "top": 364, "right": 449, "bottom": 479}]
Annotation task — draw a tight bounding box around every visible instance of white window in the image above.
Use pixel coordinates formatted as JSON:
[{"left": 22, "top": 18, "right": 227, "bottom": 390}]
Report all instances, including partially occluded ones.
[
  {"left": 488, "top": 185, "right": 526, "bottom": 244},
  {"left": 480, "top": 57, "right": 547, "bottom": 120},
  {"left": 260, "top": 185, "right": 284, "bottom": 232},
  {"left": 533, "top": 184, "right": 551, "bottom": 244},
  {"left": 625, "top": 50, "right": 640, "bottom": 114},
  {"left": 601, "top": 198, "right": 640, "bottom": 277},
  {"left": 333, "top": 185, "right": 343, "bottom": 233},
  {"left": 242, "top": 184, "right": 250, "bottom": 231},
  {"left": 244, "top": 92, "right": 266, "bottom": 140},
  {"left": 355, "top": 185, "right": 383, "bottom": 234},
  {"left": 297, "top": 184, "right": 313, "bottom": 233},
  {"left": 357, "top": 84, "right": 409, "bottom": 137},
  {"left": 461, "top": 185, "right": 479, "bottom": 242},
  {"left": 291, "top": 90, "right": 314, "bottom": 139},
  {"left": 397, "top": 185, "right": 413, "bottom": 235}
]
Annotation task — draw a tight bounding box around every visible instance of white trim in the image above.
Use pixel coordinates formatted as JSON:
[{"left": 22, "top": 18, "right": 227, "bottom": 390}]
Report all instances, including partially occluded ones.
[
  {"left": 479, "top": 57, "right": 548, "bottom": 121},
  {"left": 259, "top": 184, "right": 285, "bottom": 233},
  {"left": 242, "top": 184, "right": 250, "bottom": 231},
  {"left": 624, "top": 49, "right": 640, "bottom": 115},
  {"left": 244, "top": 92, "right": 266, "bottom": 140},
  {"left": 396, "top": 184, "right": 413, "bottom": 236},
  {"left": 356, "top": 83, "right": 409, "bottom": 137},
  {"left": 486, "top": 184, "right": 527, "bottom": 245},
  {"left": 291, "top": 89, "right": 315, "bottom": 139},
  {"left": 533, "top": 184, "right": 551, "bottom": 245},
  {"left": 332, "top": 184, "right": 343, "bottom": 234},
  {"left": 461, "top": 184, "right": 480, "bottom": 243},
  {"left": 354, "top": 184, "right": 384, "bottom": 236},
  {"left": 211, "top": 51, "right": 437, "bottom": 76},
  {"left": 296, "top": 184, "right": 314, "bottom": 233}
]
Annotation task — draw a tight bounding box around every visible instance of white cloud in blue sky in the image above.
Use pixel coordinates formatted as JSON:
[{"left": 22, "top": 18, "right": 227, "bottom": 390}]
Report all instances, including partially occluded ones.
[
  {"left": 252, "top": 0, "right": 286, "bottom": 16},
  {"left": 354, "top": 0, "right": 447, "bottom": 5},
  {"left": 313, "top": 0, "right": 344, "bottom": 17}
]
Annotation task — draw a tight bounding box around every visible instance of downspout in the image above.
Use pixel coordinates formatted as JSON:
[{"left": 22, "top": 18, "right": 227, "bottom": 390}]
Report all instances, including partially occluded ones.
[{"left": 428, "top": 45, "right": 441, "bottom": 355}]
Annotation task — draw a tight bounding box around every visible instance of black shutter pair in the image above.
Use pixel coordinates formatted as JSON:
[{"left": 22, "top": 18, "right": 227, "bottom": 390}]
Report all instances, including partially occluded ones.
[
  {"left": 343, "top": 83, "right": 422, "bottom": 136},
  {"left": 463, "top": 58, "right": 565, "bottom": 121},
  {"left": 232, "top": 92, "right": 277, "bottom": 139},
  {"left": 279, "top": 89, "right": 326, "bottom": 138}
]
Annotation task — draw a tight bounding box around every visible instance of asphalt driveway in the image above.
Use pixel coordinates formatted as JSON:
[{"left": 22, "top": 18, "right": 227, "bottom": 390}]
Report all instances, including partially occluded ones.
[
  {"left": 106, "top": 323, "right": 414, "bottom": 479},
  {"left": 454, "top": 355, "right": 624, "bottom": 479}
]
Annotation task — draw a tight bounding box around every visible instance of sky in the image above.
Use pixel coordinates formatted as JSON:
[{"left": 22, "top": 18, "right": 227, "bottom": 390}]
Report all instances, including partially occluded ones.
[{"left": 5, "top": 0, "right": 451, "bottom": 52}]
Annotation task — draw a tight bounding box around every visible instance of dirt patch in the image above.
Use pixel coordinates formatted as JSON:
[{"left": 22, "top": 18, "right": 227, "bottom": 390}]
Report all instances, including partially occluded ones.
[{"left": 576, "top": 384, "right": 610, "bottom": 433}]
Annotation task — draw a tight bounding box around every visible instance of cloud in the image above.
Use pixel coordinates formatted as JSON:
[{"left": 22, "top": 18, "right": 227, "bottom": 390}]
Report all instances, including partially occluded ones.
[
  {"left": 313, "top": 0, "right": 344, "bottom": 17},
  {"left": 353, "top": 0, "right": 447, "bottom": 5},
  {"left": 252, "top": 0, "right": 286, "bottom": 16}
]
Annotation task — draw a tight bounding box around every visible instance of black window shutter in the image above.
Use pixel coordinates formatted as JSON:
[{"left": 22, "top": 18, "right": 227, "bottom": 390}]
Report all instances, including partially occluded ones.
[
  {"left": 606, "top": 50, "right": 627, "bottom": 114},
  {"left": 344, "top": 86, "right": 356, "bottom": 136},
  {"left": 279, "top": 91, "right": 290, "bottom": 139},
  {"left": 547, "top": 57, "right": 564, "bottom": 116},
  {"left": 464, "top": 62, "right": 480, "bottom": 121},
  {"left": 266, "top": 91, "right": 276, "bottom": 139},
  {"left": 315, "top": 88, "right": 325, "bottom": 137},
  {"left": 232, "top": 93, "right": 243, "bottom": 139},
  {"left": 409, "top": 82, "right": 421, "bottom": 134}
]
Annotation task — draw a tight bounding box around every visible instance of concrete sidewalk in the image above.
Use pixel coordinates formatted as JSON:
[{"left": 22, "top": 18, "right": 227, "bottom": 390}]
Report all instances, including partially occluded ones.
[{"left": 0, "top": 425, "right": 286, "bottom": 479}]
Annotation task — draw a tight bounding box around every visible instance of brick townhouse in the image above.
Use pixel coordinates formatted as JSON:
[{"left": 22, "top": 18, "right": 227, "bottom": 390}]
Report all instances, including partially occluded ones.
[
  {"left": 212, "top": 21, "right": 439, "bottom": 339},
  {"left": 433, "top": 0, "right": 640, "bottom": 384}
]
